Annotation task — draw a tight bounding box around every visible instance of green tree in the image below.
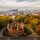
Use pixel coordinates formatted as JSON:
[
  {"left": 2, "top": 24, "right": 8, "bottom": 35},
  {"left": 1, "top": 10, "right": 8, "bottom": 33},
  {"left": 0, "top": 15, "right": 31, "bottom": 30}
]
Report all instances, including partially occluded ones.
[
  {"left": 15, "top": 15, "right": 24, "bottom": 22},
  {"left": 0, "top": 19, "right": 7, "bottom": 30},
  {"left": 24, "top": 17, "right": 30, "bottom": 24}
]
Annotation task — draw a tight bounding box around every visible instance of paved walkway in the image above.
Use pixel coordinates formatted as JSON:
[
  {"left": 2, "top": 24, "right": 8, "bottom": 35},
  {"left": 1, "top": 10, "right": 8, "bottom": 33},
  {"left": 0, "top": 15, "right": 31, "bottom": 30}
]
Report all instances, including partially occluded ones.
[{"left": 0, "top": 27, "right": 6, "bottom": 37}]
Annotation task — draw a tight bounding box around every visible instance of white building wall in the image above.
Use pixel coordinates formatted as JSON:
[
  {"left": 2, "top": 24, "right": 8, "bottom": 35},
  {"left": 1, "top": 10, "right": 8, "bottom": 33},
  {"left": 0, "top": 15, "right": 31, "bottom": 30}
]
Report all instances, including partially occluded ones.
[{"left": 0, "top": 14, "right": 5, "bottom": 16}]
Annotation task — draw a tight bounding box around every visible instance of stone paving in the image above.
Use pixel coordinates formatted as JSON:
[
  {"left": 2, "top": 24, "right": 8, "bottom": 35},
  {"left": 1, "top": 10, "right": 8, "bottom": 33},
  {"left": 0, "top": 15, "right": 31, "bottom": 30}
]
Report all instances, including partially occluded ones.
[{"left": 0, "top": 37, "right": 40, "bottom": 40}]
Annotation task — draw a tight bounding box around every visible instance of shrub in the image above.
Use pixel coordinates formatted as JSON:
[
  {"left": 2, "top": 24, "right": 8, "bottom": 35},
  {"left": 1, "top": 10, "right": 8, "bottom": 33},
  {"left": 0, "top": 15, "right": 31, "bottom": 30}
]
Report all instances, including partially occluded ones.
[
  {"left": 24, "top": 27, "right": 32, "bottom": 36},
  {"left": 2, "top": 28, "right": 9, "bottom": 36}
]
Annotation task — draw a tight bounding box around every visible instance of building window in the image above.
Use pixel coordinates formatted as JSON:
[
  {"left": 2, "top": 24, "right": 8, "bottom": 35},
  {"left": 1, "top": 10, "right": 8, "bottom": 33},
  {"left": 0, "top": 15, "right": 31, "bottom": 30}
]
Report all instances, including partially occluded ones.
[{"left": 12, "top": 26, "right": 17, "bottom": 30}]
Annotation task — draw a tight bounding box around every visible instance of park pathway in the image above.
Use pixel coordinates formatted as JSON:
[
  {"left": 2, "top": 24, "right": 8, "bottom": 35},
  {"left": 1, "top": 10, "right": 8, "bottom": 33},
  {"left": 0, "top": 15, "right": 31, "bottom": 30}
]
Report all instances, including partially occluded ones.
[{"left": 0, "top": 27, "right": 6, "bottom": 37}]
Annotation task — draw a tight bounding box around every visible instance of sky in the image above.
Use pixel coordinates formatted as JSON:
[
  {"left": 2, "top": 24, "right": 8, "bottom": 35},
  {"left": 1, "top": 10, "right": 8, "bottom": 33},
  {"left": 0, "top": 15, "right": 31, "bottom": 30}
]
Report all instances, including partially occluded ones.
[
  {"left": 0, "top": 0, "right": 40, "bottom": 11},
  {"left": 0, "top": 0, "right": 40, "bottom": 7}
]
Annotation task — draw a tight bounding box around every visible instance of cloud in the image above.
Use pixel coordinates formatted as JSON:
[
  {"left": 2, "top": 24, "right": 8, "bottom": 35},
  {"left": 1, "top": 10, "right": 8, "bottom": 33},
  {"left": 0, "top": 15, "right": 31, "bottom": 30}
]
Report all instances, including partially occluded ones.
[
  {"left": 0, "top": 0, "right": 40, "bottom": 8},
  {"left": 17, "top": 0, "right": 38, "bottom": 2},
  {"left": 17, "top": 0, "right": 26, "bottom": 2}
]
